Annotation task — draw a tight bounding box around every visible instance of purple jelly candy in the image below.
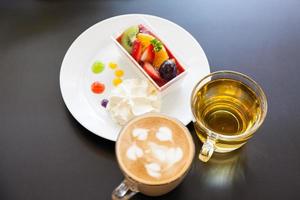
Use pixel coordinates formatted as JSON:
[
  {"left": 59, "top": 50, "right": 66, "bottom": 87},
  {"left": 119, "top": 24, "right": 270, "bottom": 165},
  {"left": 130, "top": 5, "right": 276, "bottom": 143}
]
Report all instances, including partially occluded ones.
[{"left": 101, "top": 99, "right": 109, "bottom": 108}]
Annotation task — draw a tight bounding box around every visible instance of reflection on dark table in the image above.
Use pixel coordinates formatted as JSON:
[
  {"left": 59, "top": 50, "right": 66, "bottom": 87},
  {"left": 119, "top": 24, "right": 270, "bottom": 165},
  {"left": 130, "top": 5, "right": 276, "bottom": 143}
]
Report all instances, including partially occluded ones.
[
  {"left": 198, "top": 149, "right": 247, "bottom": 190},
  {"left": 1, "top": 0, "right": 300, "bottom": 200}
]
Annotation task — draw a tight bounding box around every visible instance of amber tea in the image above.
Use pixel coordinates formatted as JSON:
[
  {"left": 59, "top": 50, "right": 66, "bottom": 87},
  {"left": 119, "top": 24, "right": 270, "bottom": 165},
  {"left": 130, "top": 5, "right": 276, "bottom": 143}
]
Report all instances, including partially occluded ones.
[{"left": 191, "top": 71, "right": 267, "bottom": 162}]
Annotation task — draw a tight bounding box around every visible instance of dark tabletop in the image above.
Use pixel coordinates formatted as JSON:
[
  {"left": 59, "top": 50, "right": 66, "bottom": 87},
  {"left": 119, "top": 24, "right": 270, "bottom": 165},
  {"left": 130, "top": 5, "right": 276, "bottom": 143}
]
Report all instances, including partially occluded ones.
[{"left": 1, "top": 0, "right": 300, "bottom": 199}]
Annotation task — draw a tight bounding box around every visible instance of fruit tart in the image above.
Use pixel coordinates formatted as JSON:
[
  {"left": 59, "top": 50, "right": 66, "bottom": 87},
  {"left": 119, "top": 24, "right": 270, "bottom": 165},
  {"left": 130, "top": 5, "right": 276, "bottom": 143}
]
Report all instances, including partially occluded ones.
[{"left": 115, "top": 24, "right": 186, "bottom": 90}]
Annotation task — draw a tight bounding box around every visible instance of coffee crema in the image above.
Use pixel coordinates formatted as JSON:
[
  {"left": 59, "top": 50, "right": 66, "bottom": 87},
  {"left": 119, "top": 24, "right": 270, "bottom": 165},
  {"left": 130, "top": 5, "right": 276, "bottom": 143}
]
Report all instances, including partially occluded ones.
[{"left": 116, "top": 114, "right": 194, "bottom": 185}]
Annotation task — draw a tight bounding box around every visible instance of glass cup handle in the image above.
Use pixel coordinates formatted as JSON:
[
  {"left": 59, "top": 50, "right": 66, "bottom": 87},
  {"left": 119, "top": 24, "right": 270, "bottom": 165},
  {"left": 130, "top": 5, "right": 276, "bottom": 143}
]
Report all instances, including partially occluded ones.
[
  {"left": 199, "top": 137, "right": 216, "bottom": 162},
  {"left": 112, "top": 179, "right": 138, "bottom": 200}
]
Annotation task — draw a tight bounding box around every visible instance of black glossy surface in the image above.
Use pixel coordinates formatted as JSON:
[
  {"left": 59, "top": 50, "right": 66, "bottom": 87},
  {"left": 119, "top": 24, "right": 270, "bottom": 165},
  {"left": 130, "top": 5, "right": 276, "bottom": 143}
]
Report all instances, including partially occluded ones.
[{"left": 1, "top": 0, "right": 300, "bottom": 199}]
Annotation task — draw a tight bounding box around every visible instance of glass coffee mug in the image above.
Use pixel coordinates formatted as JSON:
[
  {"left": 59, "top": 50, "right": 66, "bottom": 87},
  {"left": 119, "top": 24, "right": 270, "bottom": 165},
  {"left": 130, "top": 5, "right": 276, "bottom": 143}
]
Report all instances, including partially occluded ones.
[
  {"left": 191, "top": 71, "right": 267, "bottom": 162},
  {"left": 112, "top": 113, "right": 195, "bottom": 199}
]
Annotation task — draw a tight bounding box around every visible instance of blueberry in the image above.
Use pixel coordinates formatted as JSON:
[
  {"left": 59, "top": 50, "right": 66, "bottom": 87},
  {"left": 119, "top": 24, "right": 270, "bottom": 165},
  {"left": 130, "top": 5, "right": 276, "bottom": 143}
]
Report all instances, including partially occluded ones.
[{"left": 159, "top": 59, "right": 177, "bottom": 81}]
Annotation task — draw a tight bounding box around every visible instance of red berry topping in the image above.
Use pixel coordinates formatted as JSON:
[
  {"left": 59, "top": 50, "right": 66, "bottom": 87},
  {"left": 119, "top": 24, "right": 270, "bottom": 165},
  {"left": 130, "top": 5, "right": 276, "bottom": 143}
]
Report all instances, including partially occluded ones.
[{"left": 131, "top": 40, "right": 143, "bottom": 62}]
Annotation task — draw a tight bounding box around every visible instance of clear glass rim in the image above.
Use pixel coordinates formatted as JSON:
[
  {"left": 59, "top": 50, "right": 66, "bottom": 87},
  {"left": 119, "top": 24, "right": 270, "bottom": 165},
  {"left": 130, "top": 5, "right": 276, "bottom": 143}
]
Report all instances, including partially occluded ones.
[{"left": 190, "top": 70, "right": 268, "bottom": 141}]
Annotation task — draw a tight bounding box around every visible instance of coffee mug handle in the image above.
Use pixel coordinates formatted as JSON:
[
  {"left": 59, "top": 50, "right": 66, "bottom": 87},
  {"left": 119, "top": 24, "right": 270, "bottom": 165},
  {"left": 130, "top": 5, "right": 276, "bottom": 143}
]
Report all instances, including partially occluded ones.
[
  {"left": 199, "top": 137, "right": 216, "bottom": 162},
  {"left": 112, "top": 179, "right": 138, "bottom": 200}
]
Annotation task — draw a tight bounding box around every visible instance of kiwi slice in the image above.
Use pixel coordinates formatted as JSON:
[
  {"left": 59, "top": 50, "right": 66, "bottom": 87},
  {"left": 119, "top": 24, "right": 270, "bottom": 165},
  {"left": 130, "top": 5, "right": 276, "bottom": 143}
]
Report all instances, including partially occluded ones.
[{"left": 121, "top": 25, "right": 139, "bottom": 53}]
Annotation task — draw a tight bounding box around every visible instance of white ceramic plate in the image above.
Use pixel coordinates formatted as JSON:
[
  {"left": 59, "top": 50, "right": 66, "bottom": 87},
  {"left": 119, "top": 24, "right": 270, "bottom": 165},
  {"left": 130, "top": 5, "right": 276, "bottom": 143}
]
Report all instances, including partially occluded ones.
[{"left": 60, "top": 14, "right": 210, "bottom": 141}]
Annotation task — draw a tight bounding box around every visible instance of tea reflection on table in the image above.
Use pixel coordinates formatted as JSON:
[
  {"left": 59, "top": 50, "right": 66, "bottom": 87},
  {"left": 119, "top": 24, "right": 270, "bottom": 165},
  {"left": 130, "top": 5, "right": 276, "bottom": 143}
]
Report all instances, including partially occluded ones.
[{"left": 200, "top": 148, "right": 247, "bottom": 189}]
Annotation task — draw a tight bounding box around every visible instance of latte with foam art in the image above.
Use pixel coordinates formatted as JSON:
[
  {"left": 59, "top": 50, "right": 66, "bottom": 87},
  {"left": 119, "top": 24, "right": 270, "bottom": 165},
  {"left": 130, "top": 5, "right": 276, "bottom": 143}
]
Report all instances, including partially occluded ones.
[{"left": 116, "top": 114, "right": 194, "bottom": 185}]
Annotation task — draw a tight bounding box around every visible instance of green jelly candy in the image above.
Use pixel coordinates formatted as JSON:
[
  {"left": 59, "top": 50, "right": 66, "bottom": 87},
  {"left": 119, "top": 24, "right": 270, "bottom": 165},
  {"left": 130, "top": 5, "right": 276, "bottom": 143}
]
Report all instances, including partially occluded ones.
[{"left": 92, "top": 61, "right": 105, "bottom": 74}]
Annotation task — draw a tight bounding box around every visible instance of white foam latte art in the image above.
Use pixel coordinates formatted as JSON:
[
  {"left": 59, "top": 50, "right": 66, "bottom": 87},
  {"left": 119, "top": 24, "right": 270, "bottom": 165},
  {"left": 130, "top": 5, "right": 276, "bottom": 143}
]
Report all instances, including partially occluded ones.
[
  {"left": 148, "top": 142, "right": 183, "bottom": 164},
  {"left": 132, "top": 128, "right": 149, "bottom": 141},
  {"left": 107, "top": 79, "right": 161, "bottom": 125},
  {"left": 126, "top": 143, "right": 143, "bottom": 161},
  {"left": 156, "top": 127, "right": 173, "bottom": 141},
  {"left": 148, "top": 142, "right": 168, "bottom": 162},
  {"left": 145, "top": 163, "right": 161, "bottom": 178},
  {"left": 124, "top": 125, "right": 184, "bottom": 179},
  {"left": 144, "top": 144, "right": 183, "bottom": 178},
  {"left": 165, "top": 147, "right": 183, "bottom": 165}
]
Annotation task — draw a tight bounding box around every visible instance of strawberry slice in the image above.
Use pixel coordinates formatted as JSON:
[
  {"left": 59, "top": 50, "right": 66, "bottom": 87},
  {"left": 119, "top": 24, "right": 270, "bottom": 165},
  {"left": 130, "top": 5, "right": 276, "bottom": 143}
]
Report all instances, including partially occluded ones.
[
  {"left": 141, "top": 45, "right": 154, "bottom": 63},
  {"left": 143, "top": 62, "right": 164, "bottom": 83},
  {"left": 131, "top": 40, "right": 142, "bottom": 62}
]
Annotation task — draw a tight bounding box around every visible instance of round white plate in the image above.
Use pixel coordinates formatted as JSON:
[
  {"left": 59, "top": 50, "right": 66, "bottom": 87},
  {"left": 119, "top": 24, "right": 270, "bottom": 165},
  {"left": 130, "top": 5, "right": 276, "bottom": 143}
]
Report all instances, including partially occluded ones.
[{"left": 60, "top": 14, "right": 210, "bottom": 141}]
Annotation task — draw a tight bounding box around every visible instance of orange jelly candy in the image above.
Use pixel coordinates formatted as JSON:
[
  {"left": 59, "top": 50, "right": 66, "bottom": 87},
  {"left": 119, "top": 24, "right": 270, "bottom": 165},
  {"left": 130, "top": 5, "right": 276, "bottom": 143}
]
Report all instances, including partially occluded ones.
[
  {"left": 113, "top": 78, "right": 122, "bottom": 86},
  {"left": 91, "top": 82, "right": 105, "bottom": 94},
  {"left": 114, "top": 69, "right": 124, "bottom": 77}
]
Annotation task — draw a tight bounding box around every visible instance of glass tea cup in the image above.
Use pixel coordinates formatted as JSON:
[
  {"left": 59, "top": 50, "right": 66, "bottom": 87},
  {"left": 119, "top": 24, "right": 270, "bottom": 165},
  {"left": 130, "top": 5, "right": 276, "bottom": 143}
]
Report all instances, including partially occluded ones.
[{"left": 190, "top": 71, "right": 267, "bottom": 162}]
